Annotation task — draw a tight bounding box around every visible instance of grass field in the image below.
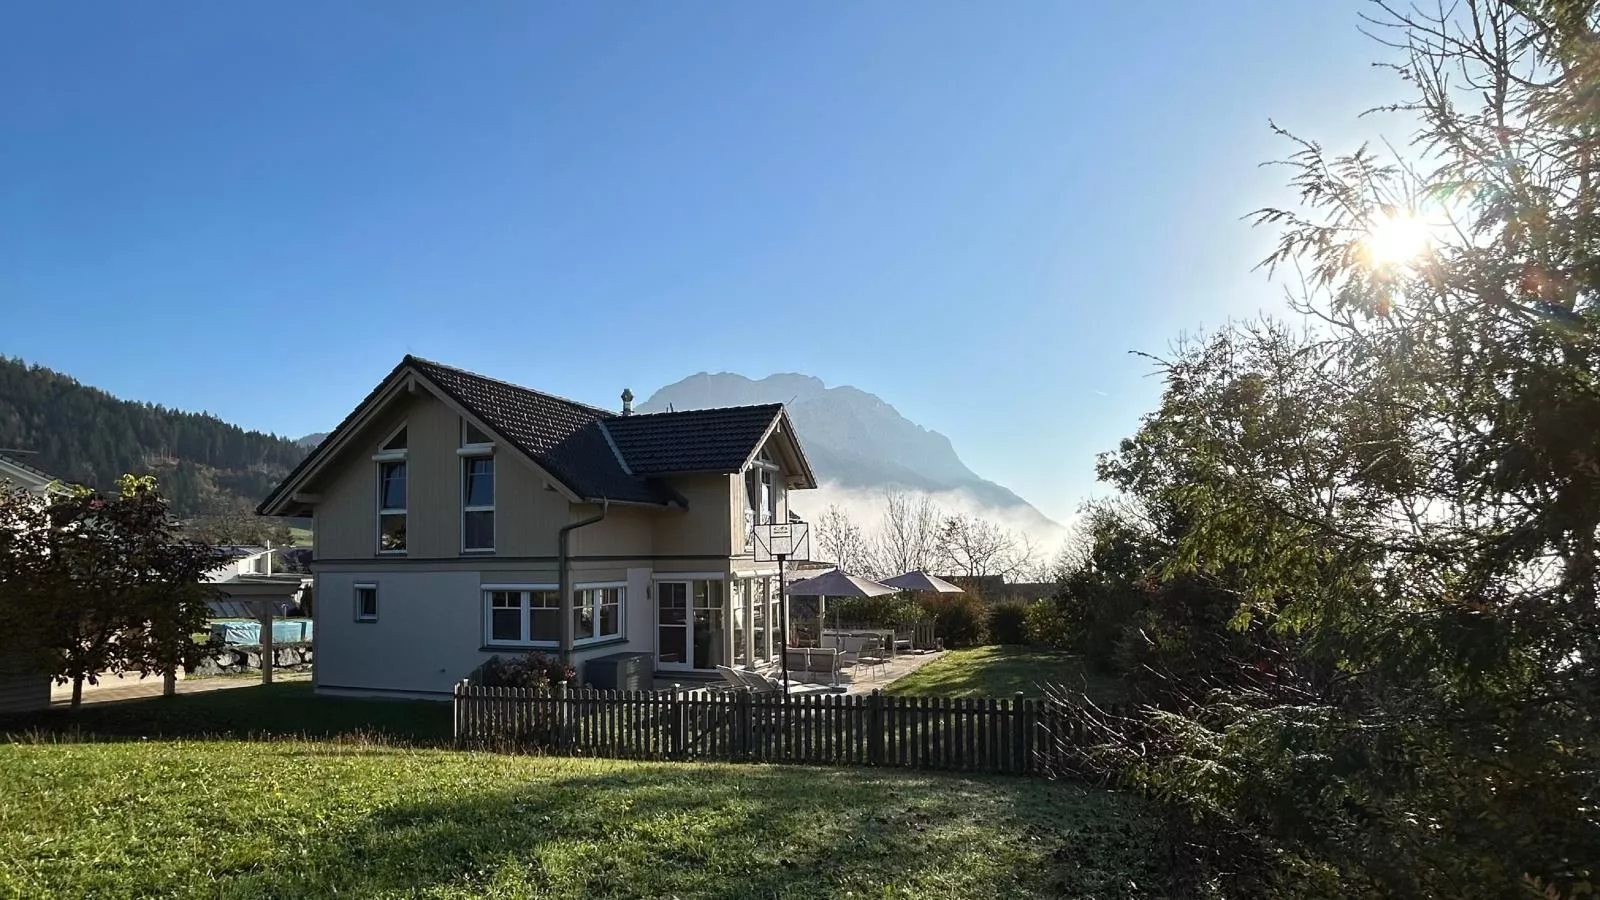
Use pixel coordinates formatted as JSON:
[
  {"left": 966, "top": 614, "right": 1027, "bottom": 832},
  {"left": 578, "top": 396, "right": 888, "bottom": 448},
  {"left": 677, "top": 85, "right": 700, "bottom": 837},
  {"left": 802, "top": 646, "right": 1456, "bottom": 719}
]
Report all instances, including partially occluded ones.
[
  {"left": 2, "top": 681, "right": 452, "bottom": 745},
  {"left": 887, "top": 646, "right": 1130, "bottom": 702},
  {"left": 0, "top": 738, "right": 1164, "bottom": 899}
]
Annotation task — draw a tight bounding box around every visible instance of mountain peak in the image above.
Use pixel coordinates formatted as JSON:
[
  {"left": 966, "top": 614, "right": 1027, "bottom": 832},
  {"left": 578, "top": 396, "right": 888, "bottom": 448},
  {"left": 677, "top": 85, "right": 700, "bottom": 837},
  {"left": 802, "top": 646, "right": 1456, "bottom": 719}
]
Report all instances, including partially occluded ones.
[{"left": 639, "top": 372, "right": 1058, "bottom": 530}]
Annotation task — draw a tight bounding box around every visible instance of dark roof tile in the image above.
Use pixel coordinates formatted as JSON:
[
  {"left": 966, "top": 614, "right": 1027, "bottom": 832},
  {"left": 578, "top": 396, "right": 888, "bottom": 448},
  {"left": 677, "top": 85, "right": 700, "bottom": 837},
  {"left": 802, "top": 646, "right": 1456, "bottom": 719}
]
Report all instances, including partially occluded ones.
[
  {"left": 603, "top": 405, "right": 782, "bottom": 475},
  {"left": 409, "top": 357, "right": 679, "bottom": 505}
]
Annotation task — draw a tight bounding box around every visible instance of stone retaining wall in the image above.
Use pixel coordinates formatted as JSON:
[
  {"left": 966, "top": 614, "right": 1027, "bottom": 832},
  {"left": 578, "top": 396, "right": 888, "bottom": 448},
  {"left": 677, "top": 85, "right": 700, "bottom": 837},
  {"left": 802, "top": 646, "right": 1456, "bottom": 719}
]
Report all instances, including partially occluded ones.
[{"left": 193, "top": 642, "right": 313, "bottom": 677}]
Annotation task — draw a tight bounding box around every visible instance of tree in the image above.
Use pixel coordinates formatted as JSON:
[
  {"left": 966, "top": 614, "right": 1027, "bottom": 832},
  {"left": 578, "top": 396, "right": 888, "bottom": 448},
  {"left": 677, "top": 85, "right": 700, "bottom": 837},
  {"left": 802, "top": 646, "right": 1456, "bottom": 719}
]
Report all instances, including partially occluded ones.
[
  {"left": 1045, "top": 4, "right": 1600, "bottom": 894},
  {"left": 935, "top": 512, "right": 1040, "bottom": 579},
  {"left": 814, "top": 503, "right": 869, "bottom": 573},
  {"left": 0, "top": 476, "right": 222, "bottom": 707},
  {"left": 864, "top": 487, "right": 943, "bottom": 577}
]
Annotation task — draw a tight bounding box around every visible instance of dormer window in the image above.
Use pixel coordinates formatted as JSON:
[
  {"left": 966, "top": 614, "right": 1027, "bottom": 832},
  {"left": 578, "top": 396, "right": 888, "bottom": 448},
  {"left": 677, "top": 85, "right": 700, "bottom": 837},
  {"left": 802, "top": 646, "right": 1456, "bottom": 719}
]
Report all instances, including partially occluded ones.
[{"left": 375, "top": 426, "right": 407, "bottom": 553}]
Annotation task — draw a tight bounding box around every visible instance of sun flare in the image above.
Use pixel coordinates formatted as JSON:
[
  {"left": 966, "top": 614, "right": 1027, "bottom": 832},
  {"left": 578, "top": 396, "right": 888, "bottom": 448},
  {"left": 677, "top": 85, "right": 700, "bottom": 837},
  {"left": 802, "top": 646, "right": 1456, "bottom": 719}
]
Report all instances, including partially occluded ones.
[{"left": 1364, "top": 213, "right": 1432, "bottom": 267}]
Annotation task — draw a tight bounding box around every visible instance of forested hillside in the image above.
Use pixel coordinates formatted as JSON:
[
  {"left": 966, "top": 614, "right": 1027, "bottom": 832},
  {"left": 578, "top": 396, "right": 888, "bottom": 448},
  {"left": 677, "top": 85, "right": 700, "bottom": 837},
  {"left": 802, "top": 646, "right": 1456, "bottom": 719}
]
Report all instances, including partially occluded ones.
[{"left": 0, "top": 356, "right": 306, "bottom": 532}]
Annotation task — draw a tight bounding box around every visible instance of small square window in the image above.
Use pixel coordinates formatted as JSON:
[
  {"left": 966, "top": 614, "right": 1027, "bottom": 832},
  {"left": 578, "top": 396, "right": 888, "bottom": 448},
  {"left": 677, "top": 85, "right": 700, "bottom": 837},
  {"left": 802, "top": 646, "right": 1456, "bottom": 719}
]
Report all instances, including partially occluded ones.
[{"left": 355, "top": 585, "right": 379, "bottom": 622}]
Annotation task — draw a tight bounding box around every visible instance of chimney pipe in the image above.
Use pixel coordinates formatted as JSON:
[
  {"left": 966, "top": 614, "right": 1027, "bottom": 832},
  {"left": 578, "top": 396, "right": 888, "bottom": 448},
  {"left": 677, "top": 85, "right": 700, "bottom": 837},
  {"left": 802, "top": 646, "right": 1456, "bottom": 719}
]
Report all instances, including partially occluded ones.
[{"left": 621, "top": 388, "right": 634, "bottom": 416}]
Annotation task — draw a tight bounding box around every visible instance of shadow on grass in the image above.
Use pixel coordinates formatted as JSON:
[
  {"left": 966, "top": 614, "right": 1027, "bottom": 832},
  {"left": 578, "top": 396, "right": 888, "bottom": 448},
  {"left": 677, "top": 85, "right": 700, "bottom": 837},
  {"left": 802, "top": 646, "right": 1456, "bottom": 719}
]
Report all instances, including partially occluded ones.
[
  {"left": 219, "top": 764, "right": 1162, "bottom": 899},
  {"left": 0, "top": 681, "right": 452, "bottom": 746}
]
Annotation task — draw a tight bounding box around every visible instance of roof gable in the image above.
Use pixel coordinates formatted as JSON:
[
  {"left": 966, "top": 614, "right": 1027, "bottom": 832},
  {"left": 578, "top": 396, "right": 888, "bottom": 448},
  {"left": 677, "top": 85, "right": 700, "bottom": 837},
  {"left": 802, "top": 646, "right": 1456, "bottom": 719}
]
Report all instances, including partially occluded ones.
[
  {"left": 258, "top": 356, "right": 818, "bottom": 517},
  {"left": 603, "top": 405, "right": 785, "bottom": 476}
]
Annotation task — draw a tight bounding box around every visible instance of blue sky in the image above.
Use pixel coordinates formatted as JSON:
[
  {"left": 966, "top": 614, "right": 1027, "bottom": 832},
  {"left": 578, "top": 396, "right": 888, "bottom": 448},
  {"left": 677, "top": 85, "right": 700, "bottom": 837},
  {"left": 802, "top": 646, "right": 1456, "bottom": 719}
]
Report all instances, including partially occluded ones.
[{"left": 0, "top": 2, "right": 1398, "bottom": 524}]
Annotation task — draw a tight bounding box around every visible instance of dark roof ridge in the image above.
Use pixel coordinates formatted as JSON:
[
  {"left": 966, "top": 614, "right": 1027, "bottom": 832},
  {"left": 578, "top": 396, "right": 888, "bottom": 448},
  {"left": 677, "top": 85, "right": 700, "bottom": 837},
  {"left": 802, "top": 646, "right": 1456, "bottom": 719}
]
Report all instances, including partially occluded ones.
[
  {"left": 0, "top": 451, "right": 56, "bottom": 482},
  {"left": 404, "top": 355, "right": 615, "bottom": 418},
  {"left": 614, "top": 402, "right": 785, "bottom": 420}
]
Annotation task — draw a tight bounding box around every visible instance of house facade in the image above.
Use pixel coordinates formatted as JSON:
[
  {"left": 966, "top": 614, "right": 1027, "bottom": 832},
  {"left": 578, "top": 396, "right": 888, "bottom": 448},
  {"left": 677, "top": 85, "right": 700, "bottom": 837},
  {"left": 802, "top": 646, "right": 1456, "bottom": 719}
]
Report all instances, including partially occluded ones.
[
  {"left": 258, "top": 356, "right": 816, "bottom": 698},
  {"left": 0, "top": 453, "right": 62, "bottom": 713}
]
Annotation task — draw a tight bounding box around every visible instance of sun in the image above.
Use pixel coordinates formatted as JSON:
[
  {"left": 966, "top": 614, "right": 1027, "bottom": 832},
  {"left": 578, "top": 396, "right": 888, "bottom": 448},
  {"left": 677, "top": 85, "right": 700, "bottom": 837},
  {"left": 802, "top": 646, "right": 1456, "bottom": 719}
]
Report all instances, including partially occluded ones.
[{"left": 1364, "top": 212, "right": 1432, "bottom": 267}]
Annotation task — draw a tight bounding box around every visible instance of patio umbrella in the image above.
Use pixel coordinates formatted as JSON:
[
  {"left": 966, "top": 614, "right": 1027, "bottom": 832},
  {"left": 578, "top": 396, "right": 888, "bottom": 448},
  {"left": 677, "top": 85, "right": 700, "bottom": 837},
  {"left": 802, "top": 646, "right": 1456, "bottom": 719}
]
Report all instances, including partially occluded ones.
[
  {"left": 786, "top": 571, "right": 897, "bottom": 643},
  {"left": 787, "top": 570, "right": 897, "bottom": 599},
  {"left": 881, "top": 571, "right": 964, "bottom": 594}
]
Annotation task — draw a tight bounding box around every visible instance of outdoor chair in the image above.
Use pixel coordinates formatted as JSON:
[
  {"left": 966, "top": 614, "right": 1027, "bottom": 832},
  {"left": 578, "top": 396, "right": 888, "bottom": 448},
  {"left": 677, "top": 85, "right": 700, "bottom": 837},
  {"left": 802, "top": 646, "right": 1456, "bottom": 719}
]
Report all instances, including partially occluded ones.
[
  {"left": 734, "top": 667, "right": 780, "bottom": 693},
  {"left": 856, "top": 636, "right": 890, "bottom": 681},
  {"left": 713, "top": 665, "right": 753, "bottom": 693},
  {"left": 751, "top": 669, "right": 832, "bottom": 696}
]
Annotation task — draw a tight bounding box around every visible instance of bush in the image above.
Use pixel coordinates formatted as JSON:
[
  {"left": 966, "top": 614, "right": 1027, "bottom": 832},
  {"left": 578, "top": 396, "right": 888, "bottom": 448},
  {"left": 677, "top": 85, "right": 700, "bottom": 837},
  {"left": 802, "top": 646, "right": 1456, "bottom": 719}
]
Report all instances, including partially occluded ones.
[
  {"left": 1023, "top": 598, "right": 1071, "bottom": 648},
  {"left": 479, "top": 651, "right": 574, "bottom": 692},
  {"left": 918, "top": 593, "right": 987, "bottom": 648},
  {"left": 828, "top": 593, "right": 923, "bottom": 628},
  {"left": 986, "top": 600, "right": 1029, "bottom": 644}
]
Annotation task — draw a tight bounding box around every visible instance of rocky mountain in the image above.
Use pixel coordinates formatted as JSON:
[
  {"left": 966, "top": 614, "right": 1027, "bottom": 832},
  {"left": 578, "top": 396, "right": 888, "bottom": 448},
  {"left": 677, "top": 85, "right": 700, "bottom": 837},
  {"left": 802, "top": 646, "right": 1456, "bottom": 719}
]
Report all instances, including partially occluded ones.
[{"left": 638, "top": 372, "right": 1060, "bottom": 530}]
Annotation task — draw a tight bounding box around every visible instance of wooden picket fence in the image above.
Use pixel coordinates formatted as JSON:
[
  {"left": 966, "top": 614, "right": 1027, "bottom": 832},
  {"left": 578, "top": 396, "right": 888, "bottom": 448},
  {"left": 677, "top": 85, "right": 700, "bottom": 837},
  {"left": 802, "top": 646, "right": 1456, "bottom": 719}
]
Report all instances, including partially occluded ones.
[{"left": 453, "top": 682, "right": 1111, "bottom": 776}]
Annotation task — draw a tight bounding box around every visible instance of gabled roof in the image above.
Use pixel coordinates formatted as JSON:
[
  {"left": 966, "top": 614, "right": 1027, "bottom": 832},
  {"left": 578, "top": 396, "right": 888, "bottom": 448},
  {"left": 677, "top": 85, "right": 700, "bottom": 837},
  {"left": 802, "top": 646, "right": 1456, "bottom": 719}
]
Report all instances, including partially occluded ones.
[
  {"left": 258, "top": 356, "right": 817, "bottom": 517},
  {"left": 0, "top": 452, "right": 62, "bottom": 492},
  {"left": 602, "top": 405, "right": 785, "bottom": 475},
  {"left": 410, "top": 358, "right": 680, "bottom": 506}
]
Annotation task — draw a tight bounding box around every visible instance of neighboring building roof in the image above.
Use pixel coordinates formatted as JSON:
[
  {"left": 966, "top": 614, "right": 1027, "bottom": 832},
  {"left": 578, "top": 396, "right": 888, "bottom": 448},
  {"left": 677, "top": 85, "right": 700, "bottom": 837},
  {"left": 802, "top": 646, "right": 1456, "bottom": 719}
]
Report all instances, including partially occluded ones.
[
  {"left": 0, "top": 452, "right": 62, "bottom": 493},
  {"left": 602, "top": 404, "right": 785, "bottom": 475},
  {"left": 259, "top": 356, "right": 817, "bottom": 516}
]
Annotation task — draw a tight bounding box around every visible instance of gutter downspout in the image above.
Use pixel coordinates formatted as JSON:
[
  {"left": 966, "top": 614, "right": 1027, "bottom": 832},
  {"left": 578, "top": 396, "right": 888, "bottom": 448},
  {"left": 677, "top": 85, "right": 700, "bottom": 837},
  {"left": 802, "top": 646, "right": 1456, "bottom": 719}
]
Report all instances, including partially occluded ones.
[{"left": 558, "top": 498, "right": 610, "bottom": 666}]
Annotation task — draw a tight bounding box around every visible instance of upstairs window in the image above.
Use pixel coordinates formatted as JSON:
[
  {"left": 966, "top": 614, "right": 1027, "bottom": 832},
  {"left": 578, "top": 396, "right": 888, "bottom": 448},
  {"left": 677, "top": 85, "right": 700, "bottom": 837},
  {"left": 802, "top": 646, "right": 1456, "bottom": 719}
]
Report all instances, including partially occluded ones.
[
  {"left": 376, "top": 426, "right": 407, "bottom": 553},
  {"left": 463, "top": 421, "right": 493, "bottom": 446},
  {"left": 461, "top": 419, "right": 495, "bottom": 552},
  {"left": 745, "top": 448, "right": 781, "bottom": 527},
  {"left": 463, "top": 456, "right": 495, "bottom": 551}
]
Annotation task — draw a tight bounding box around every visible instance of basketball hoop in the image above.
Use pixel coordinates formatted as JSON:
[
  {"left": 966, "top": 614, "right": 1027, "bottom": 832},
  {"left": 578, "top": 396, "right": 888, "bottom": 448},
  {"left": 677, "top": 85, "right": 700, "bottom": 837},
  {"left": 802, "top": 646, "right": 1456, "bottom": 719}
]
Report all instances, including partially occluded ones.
[
  {"left": 750, "top": 521, "right": 810, "bottom": 695},
  {"left": 751, "top": 522, "right": 810, "bottom": 562}
]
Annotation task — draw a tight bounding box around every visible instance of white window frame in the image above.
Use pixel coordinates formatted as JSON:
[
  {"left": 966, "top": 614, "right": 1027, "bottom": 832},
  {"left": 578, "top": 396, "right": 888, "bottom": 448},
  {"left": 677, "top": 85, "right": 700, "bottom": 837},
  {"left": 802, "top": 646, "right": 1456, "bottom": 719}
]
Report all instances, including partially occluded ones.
[
  {"left": 375, "top": 423, "right": 408, "bottom": 555},
  {"left": 573, "top": 581, "right": 626, "bottom": 645},
  {"left": 482, "top": 584, "right": 560, "bottom": 647},
  {"left": 460, "top": 447, "right": 495, "bottom": 554},
  {"left": 354, "top": 583, "right": 379, "bottom": 623}
]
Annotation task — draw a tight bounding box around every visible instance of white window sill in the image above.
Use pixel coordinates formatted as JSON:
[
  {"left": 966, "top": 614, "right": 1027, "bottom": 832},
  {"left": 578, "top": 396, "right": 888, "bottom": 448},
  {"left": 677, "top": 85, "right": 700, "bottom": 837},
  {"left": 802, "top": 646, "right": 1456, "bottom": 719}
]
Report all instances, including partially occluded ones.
[{"left": 462, "top": 548, "right": 496, "bottom": 555}]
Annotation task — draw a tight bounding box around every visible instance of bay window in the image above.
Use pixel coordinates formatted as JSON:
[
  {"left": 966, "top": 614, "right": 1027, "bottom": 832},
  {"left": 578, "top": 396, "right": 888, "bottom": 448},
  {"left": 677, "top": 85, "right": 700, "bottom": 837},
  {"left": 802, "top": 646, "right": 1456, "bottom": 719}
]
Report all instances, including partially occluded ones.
[
  {"left": 484, "top": 587, "right": 560, "bottom": 646},
  {"left": 574, "top": 584, "right": 625, "bottom": 643},
  {"left": 484, "top": 585, "right": 622, "bottom": 647}
]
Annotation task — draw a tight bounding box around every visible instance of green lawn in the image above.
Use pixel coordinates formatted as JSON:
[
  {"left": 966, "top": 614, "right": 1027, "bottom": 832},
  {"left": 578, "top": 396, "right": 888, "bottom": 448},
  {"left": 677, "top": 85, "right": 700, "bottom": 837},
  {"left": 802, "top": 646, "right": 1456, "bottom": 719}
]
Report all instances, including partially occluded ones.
[
  {"left": 287, "top": 525, "right": 313, "bottom": 546},
  {"left": 887, "top": 646, "right": 1130, "bottom": 703},
  {"left": 0, "top": 739, "right": 1166, "bottom": 899},
  {"left": 1, "top": 681, "right": 452, "bottom": 745}
]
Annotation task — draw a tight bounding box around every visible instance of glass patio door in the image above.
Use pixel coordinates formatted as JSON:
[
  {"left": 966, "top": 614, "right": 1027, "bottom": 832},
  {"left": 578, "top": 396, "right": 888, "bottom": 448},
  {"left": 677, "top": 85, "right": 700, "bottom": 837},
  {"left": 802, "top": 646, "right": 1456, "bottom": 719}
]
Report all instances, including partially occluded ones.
[
  {"left": 656, "top": 579, "right": 726, "bottom": 671},
  {"left": 656, "top": 581, "right": 690, "bottom": 668}
]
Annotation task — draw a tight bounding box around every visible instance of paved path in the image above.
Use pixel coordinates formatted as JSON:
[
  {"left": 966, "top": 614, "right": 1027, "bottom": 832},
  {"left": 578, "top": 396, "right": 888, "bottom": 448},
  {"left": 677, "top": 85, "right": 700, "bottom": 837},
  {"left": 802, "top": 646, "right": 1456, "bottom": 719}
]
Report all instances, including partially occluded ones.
[{"left": 50, "top": 672, "right": 309, "bottom": 706}]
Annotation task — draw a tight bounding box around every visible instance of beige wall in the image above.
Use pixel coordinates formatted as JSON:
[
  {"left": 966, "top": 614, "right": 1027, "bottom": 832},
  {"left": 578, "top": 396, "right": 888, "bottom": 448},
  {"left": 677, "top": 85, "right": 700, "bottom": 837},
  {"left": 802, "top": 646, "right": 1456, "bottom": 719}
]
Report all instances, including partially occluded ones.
[
  {"left": 313, "top": 389, "right": 574, "bottom": 561},
  {"left": 494, "top": 453, "right": 571, "bottom": 557},
  {"left": 652, "top": 474, "right": 738, "bottom": 557},
  {"left": 314, "top": 566, "right": 655, "bottom": 696},
  {"left": 567, "top": 505, "right": 654, "bottom": 557}
]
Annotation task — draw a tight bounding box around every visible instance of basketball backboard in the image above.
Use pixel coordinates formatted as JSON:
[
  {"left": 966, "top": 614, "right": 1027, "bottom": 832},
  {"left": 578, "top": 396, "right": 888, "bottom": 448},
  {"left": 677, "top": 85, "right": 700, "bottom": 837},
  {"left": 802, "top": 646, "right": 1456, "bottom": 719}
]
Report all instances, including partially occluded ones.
[{"left": 751, "top": 522, "right": 811, "bottom": 562}]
